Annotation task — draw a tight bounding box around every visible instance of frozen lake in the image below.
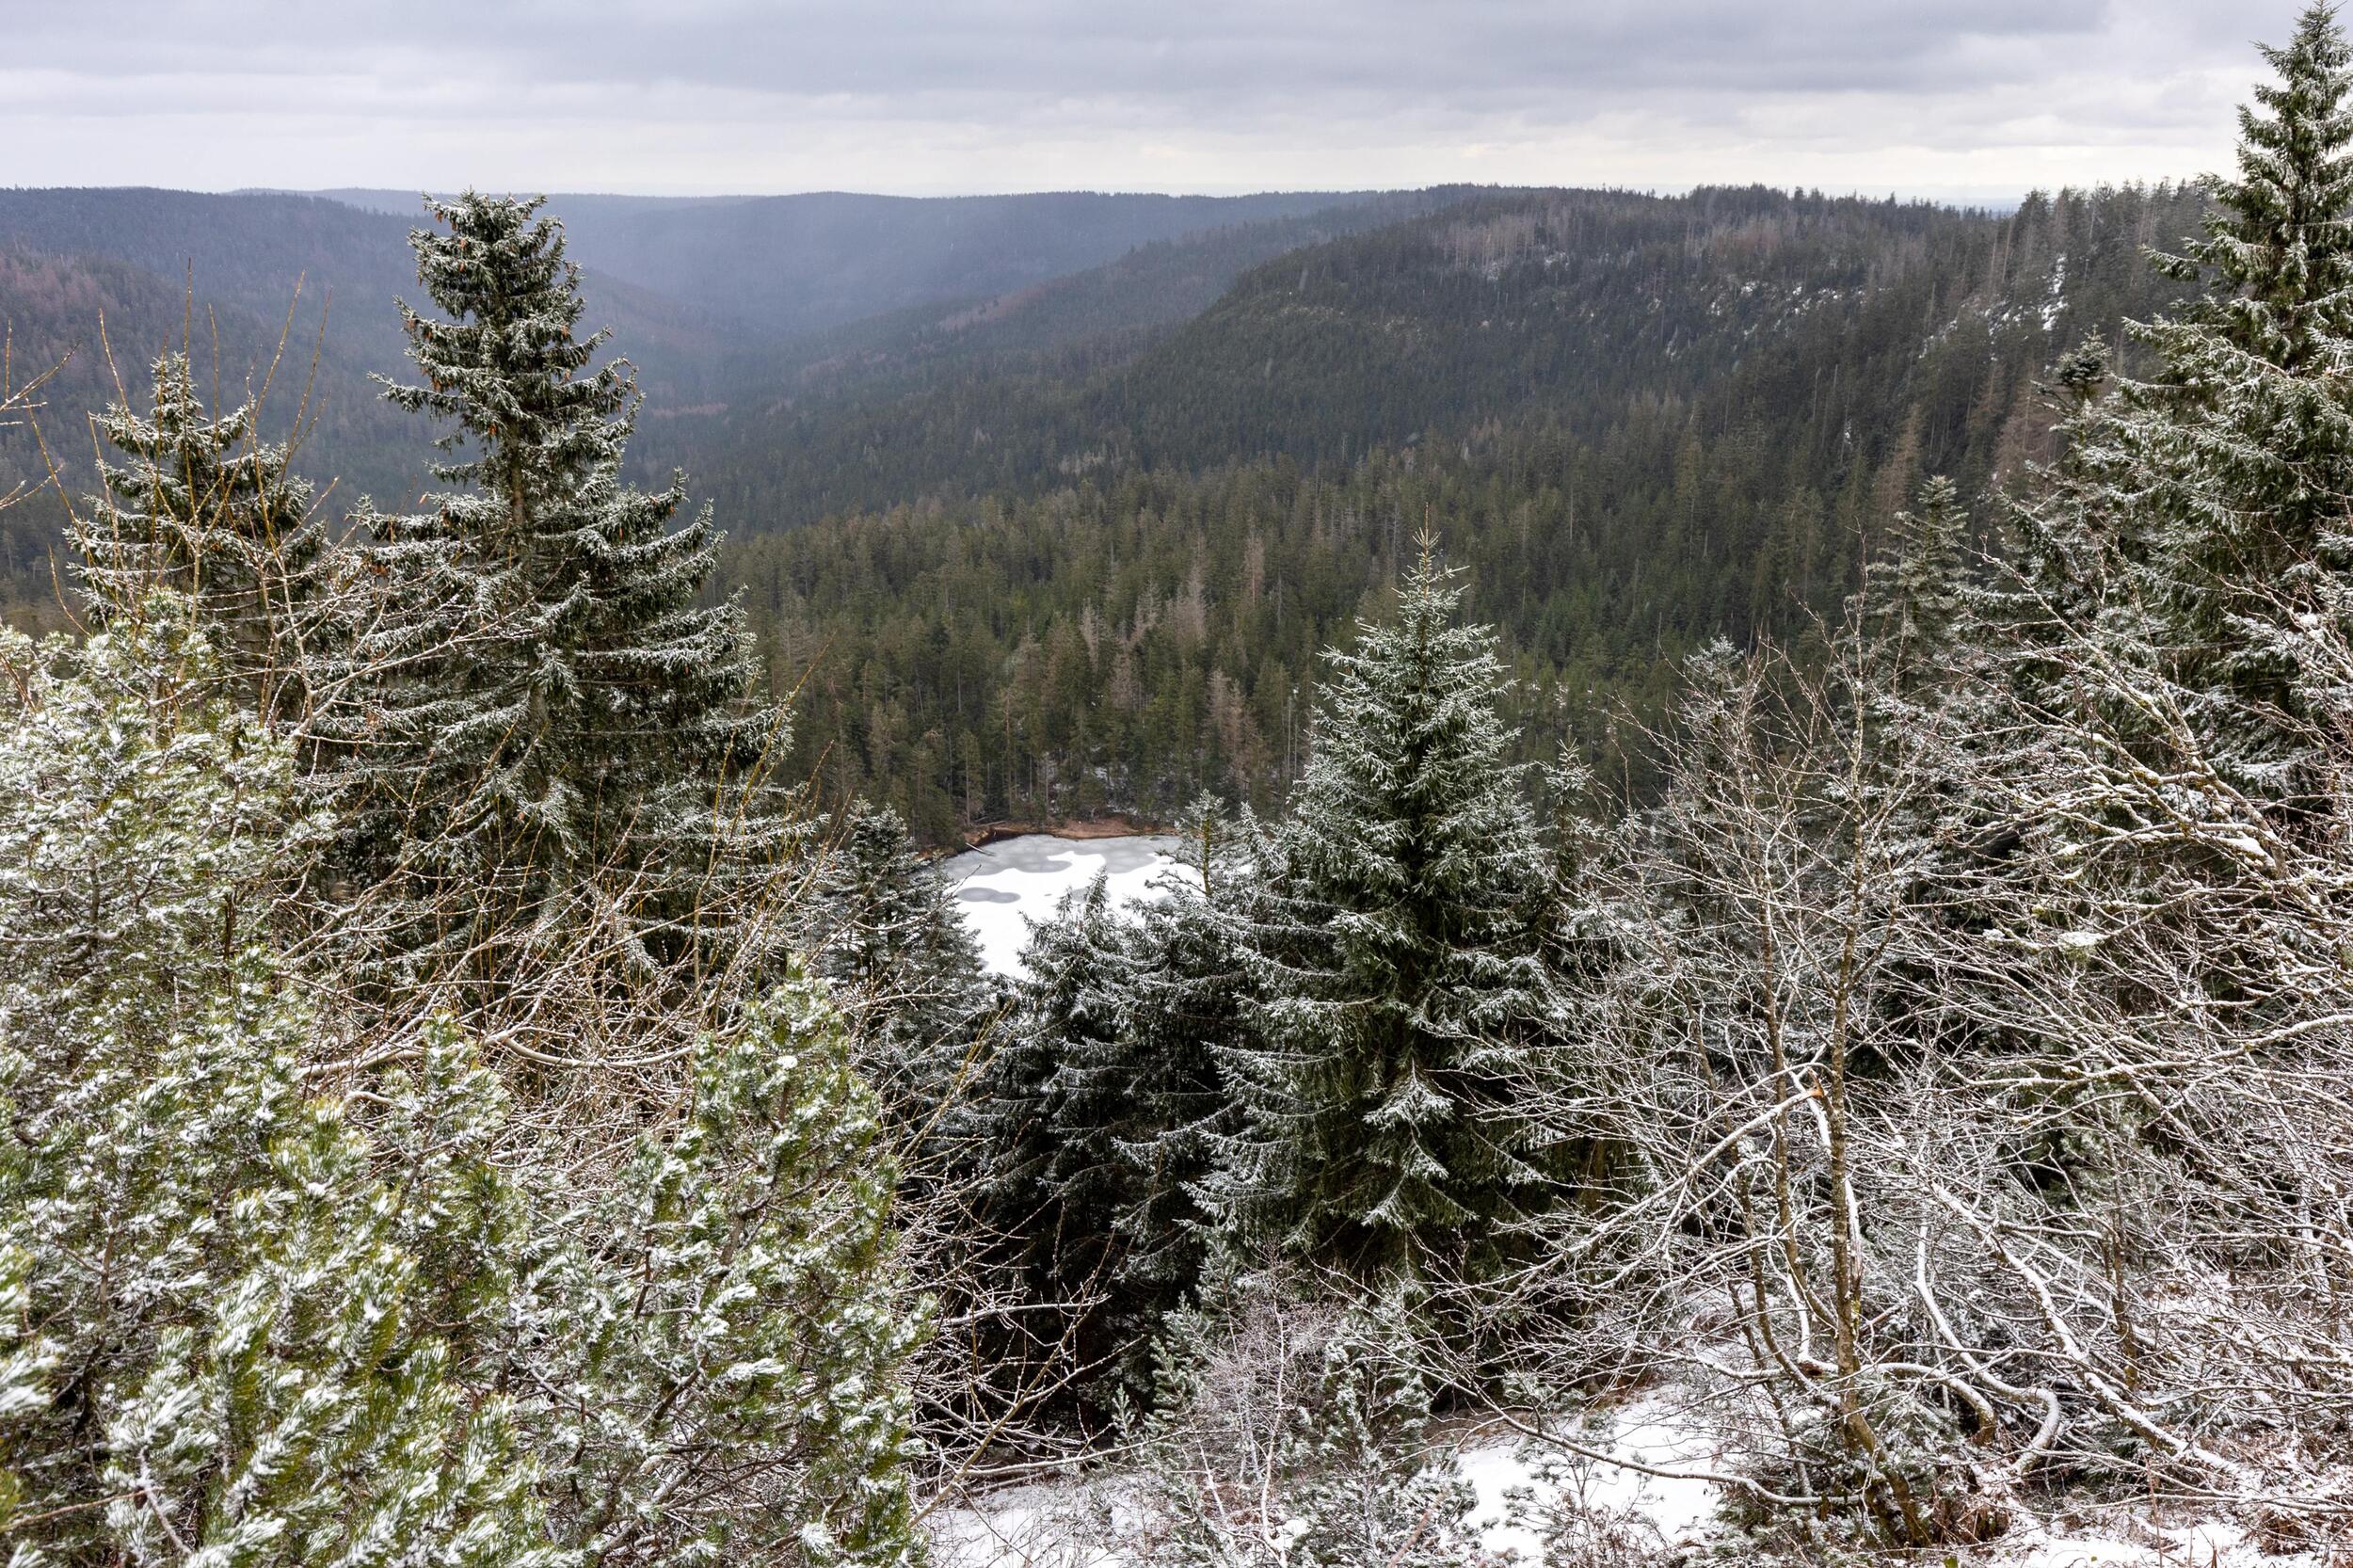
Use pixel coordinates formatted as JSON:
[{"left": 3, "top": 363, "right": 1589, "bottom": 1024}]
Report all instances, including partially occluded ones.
[{"left": 941, "top": 833, "right": 1183, "bottom": 978}]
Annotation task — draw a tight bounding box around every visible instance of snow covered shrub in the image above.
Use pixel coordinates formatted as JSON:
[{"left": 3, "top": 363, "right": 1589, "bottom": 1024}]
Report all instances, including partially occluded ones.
[
  {"left": 321, "top": 971, "right": 931, "bottom": 1568},
  {"left": 528, "top": 976, "right": 928, "bottom": 1568},
  {"left": 0, "top": 611, "right": 555, "bottom": 1565},
  {"left": 1123, "top": 1266, "right": 1488, "bottom": 1568},
  {"left": 1515, "top": 633, "right": 1994, "bottom": 1548},
  {"left": 0, "top": 611, "right": 931, "bottom": 1567},
  {"left": 0, "top": 1245, "right": 55, "bottom": 1541}
]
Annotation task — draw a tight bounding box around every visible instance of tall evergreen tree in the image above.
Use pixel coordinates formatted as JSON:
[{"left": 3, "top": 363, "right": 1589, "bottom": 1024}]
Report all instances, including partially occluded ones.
[
  {"left": 812, "top": 799, "right": 990, "bottom": 1120},
  {"left": 962, "top": 812, "right": 1266, "bottom": 1392},
  {"left": 2127, "top": 1, "right": 2353, "bottom": 792},
  {"left": 1228, "top": 540, "right": 1552, "bottom": 1283},
  {"left": 328, "top": 193, "right": 787, "bottom": 970},
  {"left": 973, "top": 878, "right": 1139, "bottom": 1373},
  {"left": 1859, "top": 474, "right": 1974, "bottom": 677},
  {"left": 79, "top": 351, "right": 328, "bottom": 724},
  {"left": 1109, "top": 801, "right": 1258, "bottom": 1335}
]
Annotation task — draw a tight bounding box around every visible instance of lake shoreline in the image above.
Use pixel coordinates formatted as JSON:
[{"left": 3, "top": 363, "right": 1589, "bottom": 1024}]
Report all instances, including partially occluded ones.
[{"left": 956, "top": 815, "right": 1164, "bottom": 850}]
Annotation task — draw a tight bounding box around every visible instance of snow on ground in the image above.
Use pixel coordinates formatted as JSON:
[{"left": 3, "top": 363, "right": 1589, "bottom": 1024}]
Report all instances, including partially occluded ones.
[
  {"left": 928, "top": 1393, "right": 2335, "bottom": 1566},
  {"left": 1455, "top": 1395, "right": 1729, "bottom": 1558},
  {"left": 929, "top": 1399, "right": 1734, "bottom": 1567},
  {"left": 929, "top": 1479, "right": 1122, "bottom": 1568},
  {"left": 942, "top": 834, "right": 1184, "bottom": 977},
  {"left": 1992, "top": 1518, "right": 2326, "bottom": 1568}
]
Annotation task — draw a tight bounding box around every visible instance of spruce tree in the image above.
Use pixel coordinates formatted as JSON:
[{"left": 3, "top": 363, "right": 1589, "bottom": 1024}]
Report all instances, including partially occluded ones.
[
  {"left": 80, "top": 351, "right": 328, "bottom": 725},
  {"left": 2127, "top": 1, "right": 2353, "bottom": 793},
  {"left": 1859, "top": 475, "right": 1973, "bottom": 679},
  {"left": 1109, "top": 801, "right": 1257, "bottom": 1336},
  {"left": 1999, "top": 334, "right": 2143, "bottom": 633},
  {"left": 974, "top": 878, "right": 1138, "bottom": 1368},
  {"left": 1229, "top": 539, "right": 1552, "bottom": 1283},
  {"left": 329, "top": 193, "right": 786, "bottom": 970},
  {"left": 968, "top": 814, "right": 1264, "bottom": 1388},
  {"left": 812, "top": 800, "right": 990, "bottom": 1119}
]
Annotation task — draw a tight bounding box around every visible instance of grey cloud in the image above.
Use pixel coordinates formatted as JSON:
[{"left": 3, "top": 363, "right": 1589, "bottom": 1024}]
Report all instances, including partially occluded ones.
[
  {"left": 0, "top": 0, "right": 2299, "bottom": 194},
  {"left": 9, "top": 0, "right": 2149, "bottom": 94}
]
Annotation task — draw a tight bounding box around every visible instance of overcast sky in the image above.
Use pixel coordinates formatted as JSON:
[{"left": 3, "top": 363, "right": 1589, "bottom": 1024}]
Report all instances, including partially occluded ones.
[{"left": 0, "top": 2, "right": 2300, "bottom": 201}]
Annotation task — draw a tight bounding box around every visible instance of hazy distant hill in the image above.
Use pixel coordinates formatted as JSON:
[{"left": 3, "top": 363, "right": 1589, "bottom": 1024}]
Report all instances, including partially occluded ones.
[
  {"left": 655, "top": 183, "right": 2212, "bottom": 528},
  {"left": 751, "top": 189, "right": 1468, "bottom": 394},
  {"left": 0, "top": 189, "right": 762, "bottom": 506},
  {"left": 0, "top": 184, "right": 1401, "bottom": 483},
  {"left": 306, "top": 187, "right": 1383, "bottom": 339},
  {"left": 0, "top": 182, "right": 1421, "bottom": 610}
]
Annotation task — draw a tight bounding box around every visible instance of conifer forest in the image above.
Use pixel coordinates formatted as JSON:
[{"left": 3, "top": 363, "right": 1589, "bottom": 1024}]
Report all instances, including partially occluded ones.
[{"left": 9, "top": 5, "right": 2353, "bottom": 1564}]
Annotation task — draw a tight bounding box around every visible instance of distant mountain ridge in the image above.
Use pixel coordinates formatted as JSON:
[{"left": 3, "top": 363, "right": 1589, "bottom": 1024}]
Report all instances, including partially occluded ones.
[
  {"left": 300, "top": 186, "right": 1387, "bottom": 340},
  {"left": 0, "top": 183, "right": 1402, "bottom": 515},
  {"left": 0, "top": 187, "right": 769, "bottom": 515},
  {"left": 646, "top": 182, "right": 2211, "bottom": 528}
]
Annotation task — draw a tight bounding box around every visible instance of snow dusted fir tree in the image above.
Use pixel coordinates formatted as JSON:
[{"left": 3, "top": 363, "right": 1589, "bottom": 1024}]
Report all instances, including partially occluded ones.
[
  {"left": 1229, "top": 537, "right": 1551, "bottom": 1283},
  {"left": 79, "top": 350, "right": 330, "bottom": 726},
  {"left": 1995, "top": 334, "right": 2148, "bottom": 652},
  {"left": 2125, "top": 0, "right": 2353, "bottom": 797},
  {"left": 1858, "top": 474, "right": 1974, "bottom": 681},
  {"left": 331, "top": 193, "right": 788, "bottom": 971},
  {"left": 975, "top": 877, "right": 1141, "bottom": 1371},
  {"left": 1104, "top": 800, "right": 1258, "bottom": 1341},
  {"left": 812, "top": 800, "right": 989, "bottom": 1118}
]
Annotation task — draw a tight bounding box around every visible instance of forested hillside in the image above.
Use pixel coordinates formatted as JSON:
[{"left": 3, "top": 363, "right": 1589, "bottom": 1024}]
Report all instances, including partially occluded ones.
[
  {"left": 0, "top": 184, "right": 1393, "bottom": 615},
  {"left": 713, "top": 189, "right": 1463, "bottom": 403},
  {"left": 724, "top": 183, "right": 2209, "bottom": 837},
  {"left": 664, "top": 184, "right": 2203, "bottom": 523}
]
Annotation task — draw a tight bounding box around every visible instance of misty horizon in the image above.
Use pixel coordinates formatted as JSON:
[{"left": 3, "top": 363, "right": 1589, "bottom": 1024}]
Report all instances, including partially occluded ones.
[{"left": 6, "top": 1, "right": 2293, "bottom": 200}]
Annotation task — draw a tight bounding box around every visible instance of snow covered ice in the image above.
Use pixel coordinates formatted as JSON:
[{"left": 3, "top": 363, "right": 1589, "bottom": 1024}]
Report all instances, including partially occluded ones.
[{"left": 942, "top": 834, "right": 1186, "bottom": 976}]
